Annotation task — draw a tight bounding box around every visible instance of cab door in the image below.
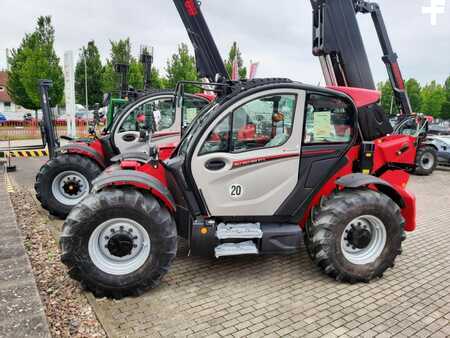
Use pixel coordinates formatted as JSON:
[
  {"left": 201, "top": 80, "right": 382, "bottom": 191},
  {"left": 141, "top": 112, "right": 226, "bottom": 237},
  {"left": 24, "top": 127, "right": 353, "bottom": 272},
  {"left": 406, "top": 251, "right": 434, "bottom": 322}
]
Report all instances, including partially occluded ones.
[
  {"left": 114, "top": 95, "right": 176, "bottom": 154},
  {"left": 190, "top": 89, "right": 305, "bottom": 216},
  {"left": 113, "top": 95, "right": 208, "bottom": 153}
]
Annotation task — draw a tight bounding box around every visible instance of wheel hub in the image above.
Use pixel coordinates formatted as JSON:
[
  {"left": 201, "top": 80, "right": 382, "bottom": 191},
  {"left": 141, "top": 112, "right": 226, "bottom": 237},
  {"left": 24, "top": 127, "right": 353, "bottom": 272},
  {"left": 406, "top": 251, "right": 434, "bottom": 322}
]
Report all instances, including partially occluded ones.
[
  {"left": 420, "top": 152, "right": 434, "bottom": 170},
  {"left": 106, "top": 232, "right": 136, "bottom": 258},
  {"left": 62, "top": 178, "right": 82, "bottom": 196},
  {"left": 52, "top": 171, "right": 90, "bottom": 206},
  {"left": 341, "top": 215, "right": 387, "bottom": 265},
  {"left": 346, "top": 224, "right": 372, "bottom": 249},
  {"left": 88, "top": 218, "right": 151, "bottom": 276}
]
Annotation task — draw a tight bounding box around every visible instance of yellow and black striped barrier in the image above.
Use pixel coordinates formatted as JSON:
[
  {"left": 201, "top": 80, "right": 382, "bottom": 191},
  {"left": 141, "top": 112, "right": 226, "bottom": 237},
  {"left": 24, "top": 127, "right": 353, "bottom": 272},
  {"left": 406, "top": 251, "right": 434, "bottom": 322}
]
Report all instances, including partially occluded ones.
[{"left": 0, "top": 149, "right": 49, "bottom": 158}]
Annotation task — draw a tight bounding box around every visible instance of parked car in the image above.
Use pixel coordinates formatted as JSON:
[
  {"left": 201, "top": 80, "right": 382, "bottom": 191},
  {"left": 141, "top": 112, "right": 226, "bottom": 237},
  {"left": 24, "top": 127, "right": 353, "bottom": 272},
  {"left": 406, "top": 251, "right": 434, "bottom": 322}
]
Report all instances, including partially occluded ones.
[
  {"left": 428, "top": 136, "right": 450, "bottom": 166},
  {"left": 23, "top": 112, "right": 33, "bottom": 121},
  {"left": 428, "top": 124, "right": 450, "bottom": 136},
  {"left": 0, "top": 113, "right": 7, "bottom": 124}
]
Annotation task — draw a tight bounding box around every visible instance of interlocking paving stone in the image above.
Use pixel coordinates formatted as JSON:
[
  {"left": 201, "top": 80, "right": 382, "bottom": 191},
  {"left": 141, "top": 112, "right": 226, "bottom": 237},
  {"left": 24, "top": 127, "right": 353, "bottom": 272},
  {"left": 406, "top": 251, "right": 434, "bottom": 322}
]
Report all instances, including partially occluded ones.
[
  {"left": 0, "top": 173, "right": 50, "bottom": 337},
  {"left": 86, "top": 170, "right": 450, "bottom": 337}
]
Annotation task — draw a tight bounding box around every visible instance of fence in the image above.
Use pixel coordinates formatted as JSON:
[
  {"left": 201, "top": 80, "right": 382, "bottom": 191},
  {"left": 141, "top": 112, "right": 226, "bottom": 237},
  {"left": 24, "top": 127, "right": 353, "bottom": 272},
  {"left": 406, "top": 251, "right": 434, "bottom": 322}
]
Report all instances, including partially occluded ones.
[{"left": 0, "top": 119, "right": 91, "bottom": 140}]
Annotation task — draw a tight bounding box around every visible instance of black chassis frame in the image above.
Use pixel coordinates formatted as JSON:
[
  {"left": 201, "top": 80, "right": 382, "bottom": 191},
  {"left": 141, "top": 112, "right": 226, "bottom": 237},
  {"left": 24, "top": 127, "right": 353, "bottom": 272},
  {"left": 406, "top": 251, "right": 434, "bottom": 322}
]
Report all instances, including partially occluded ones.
[{"left": 164, "top": 81, "right": 360, "bottom": 232}]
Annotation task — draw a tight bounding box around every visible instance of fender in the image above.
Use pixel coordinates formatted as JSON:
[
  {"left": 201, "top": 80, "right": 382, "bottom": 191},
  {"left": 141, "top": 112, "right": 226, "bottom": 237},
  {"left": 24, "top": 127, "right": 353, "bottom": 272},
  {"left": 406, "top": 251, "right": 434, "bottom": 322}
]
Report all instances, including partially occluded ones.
[
  {"left": 110, "top": 152, "right": 149, "bottom": 164},
  {"left": 336, "top": 173, "right": 405, "bottom": 208},
  {"left": 336, "top": 172, "right": 416, "bottom": 231},
  {"left": 92, "top": 169, "right": 176, "bottom": 212},
  {"left": 58, "top": 143, "right": 106, "bottom": 168},
  {"left": 419, "top": 140, "right": 438, "bottom": 151}
]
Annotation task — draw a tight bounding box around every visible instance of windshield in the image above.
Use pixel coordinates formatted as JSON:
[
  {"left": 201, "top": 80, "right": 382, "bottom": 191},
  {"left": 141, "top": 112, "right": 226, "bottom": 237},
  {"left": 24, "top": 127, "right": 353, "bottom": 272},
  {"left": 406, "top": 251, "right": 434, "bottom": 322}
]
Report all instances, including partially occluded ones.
[{"left": 178, "top": 103, "right": 218, "bottom": 155}]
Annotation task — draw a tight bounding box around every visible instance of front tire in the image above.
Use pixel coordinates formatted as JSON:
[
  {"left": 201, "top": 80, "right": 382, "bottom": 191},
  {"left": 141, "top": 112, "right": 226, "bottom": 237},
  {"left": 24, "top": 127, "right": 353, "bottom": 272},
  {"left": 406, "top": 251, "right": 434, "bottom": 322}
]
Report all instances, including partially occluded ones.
[
  {"left": 35, "top": 154, "right": 102, "bottom": 218},
  {"left": 413, "top": 145, "right": 437, "bottom": 176},
  {"left": 306, "top": 189, "right": 405, "bottom": 283},
  {"left": 60, "top": 187, "right": 177, "bottom": 299}
]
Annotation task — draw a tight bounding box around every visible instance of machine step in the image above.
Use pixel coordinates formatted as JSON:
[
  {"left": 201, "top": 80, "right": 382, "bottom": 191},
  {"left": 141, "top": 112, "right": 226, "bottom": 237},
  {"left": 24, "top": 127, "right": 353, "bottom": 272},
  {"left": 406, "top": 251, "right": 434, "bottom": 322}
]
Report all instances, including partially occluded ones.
[
  {"left": 216, "top": 223, "right": 263, "bottom": 240},
  {"left": 215, "top": 241, "right": 259, "bottom": 258}
]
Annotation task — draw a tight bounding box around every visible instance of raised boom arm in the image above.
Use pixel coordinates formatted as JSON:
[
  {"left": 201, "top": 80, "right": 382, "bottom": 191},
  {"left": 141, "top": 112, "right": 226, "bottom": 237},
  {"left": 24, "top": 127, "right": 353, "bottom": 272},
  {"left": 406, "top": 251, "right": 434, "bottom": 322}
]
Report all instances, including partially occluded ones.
[
  {"left": 311, "top": 0, "right": 412, "bottom": 116},
  {"left": 173, "top": 0, "right": 228, "bottom": 82}
]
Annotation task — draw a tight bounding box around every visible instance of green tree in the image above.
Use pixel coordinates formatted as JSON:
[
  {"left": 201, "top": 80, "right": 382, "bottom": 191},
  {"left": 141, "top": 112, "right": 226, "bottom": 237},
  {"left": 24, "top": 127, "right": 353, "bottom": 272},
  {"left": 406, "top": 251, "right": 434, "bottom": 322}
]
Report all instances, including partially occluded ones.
[
  {"left": 420, "top": 81, "right": 446, "bottom": 118},
  {"left": 377, "top": 81, "right": 398, "bottom": 115},
  {"left": 101, "top": 38, "right": 133, "bottom": 95},
  {"left": 75, "top": 41, "right": 103, "bottom": 107},
  {"left": 405, "top": 78, "right": 422, "bottom": 113},
  {"left": 224, "top": 42, "right": 247, "bottom": 80},
  {"left": 165, "top": 43, "right": 198, "bottom": 92},
  {"left": 441, "top": 76, "right": 450, "bottom": 119},
  {"left": 100, "top": 38, "right": 158, "bottom": 95},
  {"left": 7, "top": 16, "right": 63, "bottom": 109}
]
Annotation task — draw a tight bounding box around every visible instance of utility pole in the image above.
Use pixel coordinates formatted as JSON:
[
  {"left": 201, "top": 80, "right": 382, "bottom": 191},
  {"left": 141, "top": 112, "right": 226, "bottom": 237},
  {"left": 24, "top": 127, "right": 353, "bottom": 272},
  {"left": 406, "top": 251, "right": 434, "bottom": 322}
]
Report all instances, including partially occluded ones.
[
  {"left": 83, "top": 48, "right": 89, "bottom": 111},
  {"left": 5, "top": 49, "right": 10, "bottom": 71}
]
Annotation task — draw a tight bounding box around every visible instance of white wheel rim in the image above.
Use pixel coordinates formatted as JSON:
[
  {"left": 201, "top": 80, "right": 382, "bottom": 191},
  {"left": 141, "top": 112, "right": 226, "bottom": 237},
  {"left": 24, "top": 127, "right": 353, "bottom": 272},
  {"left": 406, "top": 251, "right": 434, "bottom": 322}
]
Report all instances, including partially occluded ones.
[
  {"left": 340, "top": 215, "right": 387, "bottom": 265},
  {"left": 88, "top": 218, "right": 151, "bottom": 275},
  {"left": 51, "top": 170, "right": 90, "bottom": 206},
  {"left": 420, "top": 152, "right": 434, "bottom": 170}
]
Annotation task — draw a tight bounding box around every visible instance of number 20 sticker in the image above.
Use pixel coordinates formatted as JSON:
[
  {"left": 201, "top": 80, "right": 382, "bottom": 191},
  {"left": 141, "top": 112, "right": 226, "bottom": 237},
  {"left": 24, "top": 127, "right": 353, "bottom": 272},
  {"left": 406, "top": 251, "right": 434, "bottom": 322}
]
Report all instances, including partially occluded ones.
[{"left": 229, "top": 184, "right": 243, "bottom": 198}]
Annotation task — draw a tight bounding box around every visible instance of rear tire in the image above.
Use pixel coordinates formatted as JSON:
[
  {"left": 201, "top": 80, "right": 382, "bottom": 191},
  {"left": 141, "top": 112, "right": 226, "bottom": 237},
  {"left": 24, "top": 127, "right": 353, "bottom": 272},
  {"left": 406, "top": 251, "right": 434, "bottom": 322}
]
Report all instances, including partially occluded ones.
[
  {"left": 35, "top": 154, "right": 102, "bottom": 218},
  {"left": 306, "top": 189, "right": 405, "bottom": 283},
  {"left": 413, "top": 145, "right": 437, "bottom": 176},
  {"left": 60, "top": 187, "right": 177, "bottom": 299}
]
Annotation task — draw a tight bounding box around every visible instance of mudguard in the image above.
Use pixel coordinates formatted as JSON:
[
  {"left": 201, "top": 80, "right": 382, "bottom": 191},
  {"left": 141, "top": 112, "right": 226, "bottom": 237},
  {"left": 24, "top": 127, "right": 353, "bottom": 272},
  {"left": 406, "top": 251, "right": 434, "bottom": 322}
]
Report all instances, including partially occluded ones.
[
  {"left": 92, "top": 169, "right": 176, "bottom": 212},
  {"left": 336, "top": 173, "right": 405, "bottom": 208},
  {"left": 58, "top": 143, "right": 106, "bottom": 168},
  {"left": 110, "top": 152, "right": 150, "bottom": 163},
  {"left": 336, "top": 172, "right": 416, "bottom": 231}
]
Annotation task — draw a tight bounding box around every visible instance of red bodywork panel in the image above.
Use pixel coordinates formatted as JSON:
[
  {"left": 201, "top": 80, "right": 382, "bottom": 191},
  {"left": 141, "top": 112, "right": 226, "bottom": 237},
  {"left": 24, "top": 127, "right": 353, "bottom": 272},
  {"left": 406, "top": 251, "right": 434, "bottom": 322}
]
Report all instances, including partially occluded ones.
[
  {"left": 88, "top": 139, "right": 106, "bottom": 158},
  {"left": 158, "top": 142, "right": 178, "bottom": 160},
  {"left": 62, "top": 139, "right": 106, "bottom": 168},
  {"left": 195, "top": 92, "right": 216, "bottom": 102},
  {"left": 299, "top": 143, "right": 416, "bottom": 232},
  {"left": 328, "top": 86, "right": 381, "bottom": 108},
  {"left": 372, "top": 135, "right": 416, "bottom": 171},
  {"left": 117, "top": 160, "right": 174, "bottom": 211}
]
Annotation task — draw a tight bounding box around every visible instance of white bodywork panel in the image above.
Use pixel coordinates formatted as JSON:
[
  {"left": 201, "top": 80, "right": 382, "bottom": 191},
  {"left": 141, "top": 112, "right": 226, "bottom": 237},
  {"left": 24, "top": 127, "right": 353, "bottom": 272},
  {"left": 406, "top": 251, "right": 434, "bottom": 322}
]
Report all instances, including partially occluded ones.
[{"left": 191, "top": 89, "right": 306, "bottom": 216}]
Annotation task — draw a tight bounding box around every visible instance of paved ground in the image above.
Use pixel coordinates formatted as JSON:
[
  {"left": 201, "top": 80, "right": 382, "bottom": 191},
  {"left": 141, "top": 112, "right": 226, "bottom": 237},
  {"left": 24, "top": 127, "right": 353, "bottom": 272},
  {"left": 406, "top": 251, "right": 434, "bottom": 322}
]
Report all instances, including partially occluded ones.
[
  {"left": 0, "top": 168, "right": 50, "bottom": 337},
  {"left": 8, "top": 158, "right": 450, "bottom": 337}
]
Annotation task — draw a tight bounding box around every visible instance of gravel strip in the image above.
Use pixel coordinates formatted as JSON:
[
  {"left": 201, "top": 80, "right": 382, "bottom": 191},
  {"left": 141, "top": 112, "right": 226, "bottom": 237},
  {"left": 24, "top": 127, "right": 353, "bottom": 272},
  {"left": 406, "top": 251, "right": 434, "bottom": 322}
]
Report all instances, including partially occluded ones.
[{"left": 10, "top": 187, "right": 106, "bottom": 338}]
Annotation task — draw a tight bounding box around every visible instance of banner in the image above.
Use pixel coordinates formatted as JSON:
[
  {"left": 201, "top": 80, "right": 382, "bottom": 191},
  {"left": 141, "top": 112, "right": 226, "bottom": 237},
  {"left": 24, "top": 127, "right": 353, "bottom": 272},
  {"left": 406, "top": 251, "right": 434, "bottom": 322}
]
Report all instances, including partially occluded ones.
[
  {"left": 249, "top": 61, "right": 259, "bottom": 80},
  {"left": 231, "top": 54, "right": 239, "bottom": 81}
]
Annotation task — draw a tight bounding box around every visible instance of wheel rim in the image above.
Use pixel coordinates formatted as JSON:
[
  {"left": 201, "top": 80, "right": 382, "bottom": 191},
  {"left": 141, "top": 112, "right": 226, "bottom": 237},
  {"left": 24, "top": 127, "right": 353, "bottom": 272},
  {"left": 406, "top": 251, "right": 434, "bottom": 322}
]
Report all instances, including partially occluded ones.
[
  {"left": 420, "top": 152, "right": 435, "bottom": 170},
  {"left": 340, "top": 215, "right": 387, "bottom": 265},
  {"left": 51, "top": 170, "right": 90, "bottom": 206},
  {"left": 88, "top": 218, "right": 151, "bottom": 275}
]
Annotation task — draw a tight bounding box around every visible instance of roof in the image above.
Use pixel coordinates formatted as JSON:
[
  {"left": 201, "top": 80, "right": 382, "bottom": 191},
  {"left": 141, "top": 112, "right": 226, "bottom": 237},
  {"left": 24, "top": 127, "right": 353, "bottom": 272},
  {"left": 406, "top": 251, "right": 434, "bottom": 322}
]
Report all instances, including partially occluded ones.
[
  {"left": 327, "top": 86, "right": 381, "bottom": 108},
  {"left": 0, "top": 71, "right": 11, "bottom": 103}
]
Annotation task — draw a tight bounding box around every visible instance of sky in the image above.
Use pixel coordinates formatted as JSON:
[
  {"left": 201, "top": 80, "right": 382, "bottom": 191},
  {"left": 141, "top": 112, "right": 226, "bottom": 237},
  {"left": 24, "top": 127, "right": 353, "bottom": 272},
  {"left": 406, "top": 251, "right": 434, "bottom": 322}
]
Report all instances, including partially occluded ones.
[{"left": 0, "top": 0, "right": 449, "bottom": 86}]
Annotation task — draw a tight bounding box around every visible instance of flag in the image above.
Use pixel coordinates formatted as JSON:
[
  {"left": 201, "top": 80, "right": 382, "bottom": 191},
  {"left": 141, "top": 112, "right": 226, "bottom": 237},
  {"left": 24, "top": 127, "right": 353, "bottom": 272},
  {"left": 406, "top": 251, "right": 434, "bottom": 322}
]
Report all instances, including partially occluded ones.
[
  {"left": 248, "top": 61, "right": 259, "bottom": 80},
  {"left": 231, "top": 53, "right": 239, "bottom": 81}
]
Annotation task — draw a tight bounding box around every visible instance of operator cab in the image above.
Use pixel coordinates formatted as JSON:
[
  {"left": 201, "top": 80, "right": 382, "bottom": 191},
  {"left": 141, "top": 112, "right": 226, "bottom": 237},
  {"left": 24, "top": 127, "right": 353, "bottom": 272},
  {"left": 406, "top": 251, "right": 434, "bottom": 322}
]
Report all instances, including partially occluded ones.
[
  {"left": 97, "top": 92, "right": 210, "bottom": 160},
  {"left": 164, "top": 80, "right": 358, "bottom": 237}
]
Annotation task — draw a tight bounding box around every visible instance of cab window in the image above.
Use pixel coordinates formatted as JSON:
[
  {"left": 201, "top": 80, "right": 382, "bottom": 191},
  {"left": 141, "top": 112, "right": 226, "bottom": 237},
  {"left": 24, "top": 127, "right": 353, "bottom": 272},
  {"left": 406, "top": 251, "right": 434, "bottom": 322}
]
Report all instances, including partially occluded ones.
[
  {"left": 303, "top": 94, "right": 354, "bottom": 144},
  {"left": 200, "top": 94, "right": 296, "bottom": 155},
  {"left": 183, "top": 96, "right": 208, "bottom": 126},
  {"left": 119, "top": 98, "right": 174, "bottom": 133}
]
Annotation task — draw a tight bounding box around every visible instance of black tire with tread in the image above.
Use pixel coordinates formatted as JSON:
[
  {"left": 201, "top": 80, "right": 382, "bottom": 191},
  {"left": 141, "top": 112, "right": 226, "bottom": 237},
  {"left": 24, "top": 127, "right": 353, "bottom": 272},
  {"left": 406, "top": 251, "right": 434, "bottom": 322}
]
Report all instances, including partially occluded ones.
[
  {"left": 60, "top": 187, "right": 177, "bottom": 299},
  {"left": 35, "top": 154, "right": 102, "bottom": 218},
  {"left": 305, "top": 189, "right": 405, "bottom": 283},
  {"left": 413, "top": 145, "right": 437, "bottom": 176}
]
